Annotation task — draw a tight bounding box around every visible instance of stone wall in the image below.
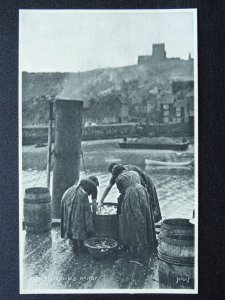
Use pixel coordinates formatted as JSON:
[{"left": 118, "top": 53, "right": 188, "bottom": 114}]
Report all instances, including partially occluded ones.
[
  {"left": 22, "top": 124, "right": 137, "bottom": 145},
  {"left": 22, "top": 122, "right": 193, "bottom": 145},
  {"left": 147, "top": 122, "right": 193, "bottom": 137}
]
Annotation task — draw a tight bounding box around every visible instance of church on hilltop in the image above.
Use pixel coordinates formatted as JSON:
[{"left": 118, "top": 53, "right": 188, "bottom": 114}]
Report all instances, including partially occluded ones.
[{"left": 137, "top": 43, "right": 193, "bottom": 64}]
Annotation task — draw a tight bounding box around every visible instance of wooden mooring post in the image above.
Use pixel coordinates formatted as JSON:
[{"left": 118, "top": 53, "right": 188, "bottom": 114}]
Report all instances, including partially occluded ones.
[
  {"left": 52, "top": 99, "right": 83, "bottom": 219},
  {"left": 46, "top": 100, "right": 53, "bottom": 189}
]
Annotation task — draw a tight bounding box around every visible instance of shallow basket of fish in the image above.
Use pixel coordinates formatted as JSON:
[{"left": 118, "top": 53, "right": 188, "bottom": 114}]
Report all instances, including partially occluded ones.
[{"left": 84, "top": 237, "right": 118, "bottom": 258}]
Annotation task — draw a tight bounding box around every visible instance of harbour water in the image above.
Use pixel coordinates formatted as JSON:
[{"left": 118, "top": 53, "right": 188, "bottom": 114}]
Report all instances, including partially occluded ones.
[{"left": 22, "top": 139, "right": 195, "bottom": 220}]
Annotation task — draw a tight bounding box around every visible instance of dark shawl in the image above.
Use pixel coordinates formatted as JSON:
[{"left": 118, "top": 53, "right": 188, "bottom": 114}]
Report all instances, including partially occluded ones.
[
  {"left": 124, "top": 164, "right": 162, "bottom": 223},
  {"left": 61, "top": 179, "right": 96, "bottom": 240}
]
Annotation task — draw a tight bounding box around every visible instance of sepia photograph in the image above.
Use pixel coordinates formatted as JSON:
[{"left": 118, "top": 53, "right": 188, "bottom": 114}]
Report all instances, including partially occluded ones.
[{"left": 19, "top": 9, "right": 198, "bottom": 294}]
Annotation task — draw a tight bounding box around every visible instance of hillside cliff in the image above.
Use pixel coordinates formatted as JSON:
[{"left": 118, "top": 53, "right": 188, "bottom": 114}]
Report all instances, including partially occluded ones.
[{"left": 22, "top": 60, "right": 193, "bottom": 125}]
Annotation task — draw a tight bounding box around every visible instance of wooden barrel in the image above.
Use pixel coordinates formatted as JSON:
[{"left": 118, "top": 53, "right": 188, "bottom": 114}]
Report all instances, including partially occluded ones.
[
  {"left": 23, "top": 187, "right": 52, "bottom": 234},
  {"left": 158, "top": 218, "right": 194, "bottom": 289},
  {"left": 160, "top": 218, "right": 194, "bottom": 239},
  {"left": 93, "top": 202, "right": 118, "bottom": 241}
]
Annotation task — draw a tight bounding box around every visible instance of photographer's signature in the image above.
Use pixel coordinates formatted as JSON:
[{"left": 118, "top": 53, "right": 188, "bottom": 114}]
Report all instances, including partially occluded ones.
[{"left": 176, "top": 277, "right": 190, "bottom": 284}]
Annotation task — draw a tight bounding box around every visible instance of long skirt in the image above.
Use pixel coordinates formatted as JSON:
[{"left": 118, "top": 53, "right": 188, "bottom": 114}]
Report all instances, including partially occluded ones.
[
  {"left": 143, "top": 172, "right": 162, "bottom": 223},
  {"left": 118, "top": 184, "right": 157, "bottom": 254}
]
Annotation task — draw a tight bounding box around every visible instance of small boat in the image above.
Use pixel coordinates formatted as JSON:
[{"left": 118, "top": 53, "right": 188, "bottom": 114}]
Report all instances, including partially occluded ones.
[
  {"left": 119, "top": 142, "right": 189, "bottom": 151},
  {"left": 145, "top": 159, "right": 194, "bottom": 167},
  {"left": 119, "top": 137, "right": 190, "bottom": 151}
]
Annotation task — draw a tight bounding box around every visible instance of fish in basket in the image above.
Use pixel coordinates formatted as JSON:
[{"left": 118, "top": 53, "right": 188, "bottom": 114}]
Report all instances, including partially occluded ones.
[
  {"left": 96, "top": 203, "right": 117, "bottom": 215},
  {"left": 84, "top": 237, "right": 118, "bottom": 258}
]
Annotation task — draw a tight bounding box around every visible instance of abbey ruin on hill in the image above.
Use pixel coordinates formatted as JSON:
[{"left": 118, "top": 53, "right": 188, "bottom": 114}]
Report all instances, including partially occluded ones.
[{"left": 137, "top": 43, "right": 193, "bottom": 64}]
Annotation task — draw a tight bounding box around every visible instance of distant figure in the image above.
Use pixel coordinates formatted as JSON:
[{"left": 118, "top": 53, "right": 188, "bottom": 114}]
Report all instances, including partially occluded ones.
[
  {"left": 123, "top": 137, "right": 127, "bottom": 143},
  {"left": 61, "top": 177, "right": 99, "bottom": 253},
  {"left": 182, "top": 138, "right": 187, "bottom": 143}
]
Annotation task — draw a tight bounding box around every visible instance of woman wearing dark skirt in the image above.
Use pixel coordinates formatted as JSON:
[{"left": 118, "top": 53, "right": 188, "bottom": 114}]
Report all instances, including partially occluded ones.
[
  {"left": 61, "top": 178, "right": 98, "bottom": 253},
  {"left": 99, "top": 165, "right": 157, "bottom": 263}
]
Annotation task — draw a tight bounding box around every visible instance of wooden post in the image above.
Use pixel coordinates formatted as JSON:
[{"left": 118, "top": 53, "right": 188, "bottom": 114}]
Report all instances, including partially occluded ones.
[
  {"left": 52, "top": 99, "right": 83, "bottom": 219},
  {"left": 47, "top": 101, "right": 53, "bottom": 189},
  {"left": 147, "top": 100, "right": 151, "bottom": 135}
]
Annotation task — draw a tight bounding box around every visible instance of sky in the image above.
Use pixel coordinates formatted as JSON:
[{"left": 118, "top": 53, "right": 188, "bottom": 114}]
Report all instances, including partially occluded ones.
[{"left": 19, "top": 10, "right": 197, "bottom": 72}]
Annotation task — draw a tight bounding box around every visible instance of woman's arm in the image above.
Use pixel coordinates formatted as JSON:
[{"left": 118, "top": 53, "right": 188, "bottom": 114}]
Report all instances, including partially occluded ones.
[
  {"left": 98, "top": 183, "right": 113, "bottom": 206},
  {"left": 92, "top": 197, "right": 97, "bottom": 214},
  {"left": 84, "top": 193, "right": 94, "bottom": 233},
  {"left": 91, "top": 185, "right": 98, "bottom": 213}
]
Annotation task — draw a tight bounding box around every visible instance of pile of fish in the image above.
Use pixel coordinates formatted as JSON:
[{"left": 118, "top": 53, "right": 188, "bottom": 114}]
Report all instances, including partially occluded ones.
[
  {"left": 92, "top": 241, "right": 112, "bottom": 249},
  {"left": 96, "top": 204, "right": 117, "bottom": 215},
  {"left": 88, "top": 239, "right": 117, "bottom": 250}
]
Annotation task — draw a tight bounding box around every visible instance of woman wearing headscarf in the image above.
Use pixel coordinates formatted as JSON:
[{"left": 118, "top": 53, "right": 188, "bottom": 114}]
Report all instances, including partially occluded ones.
[
  {"left": 99, "top": 164, "right": 157, "bottom": 261},
  {"left": 104, "top": 162, "right": 162, "bottom": 223},
  {"left": 61, "top": 177, "right": 99, "bottom": 252}
]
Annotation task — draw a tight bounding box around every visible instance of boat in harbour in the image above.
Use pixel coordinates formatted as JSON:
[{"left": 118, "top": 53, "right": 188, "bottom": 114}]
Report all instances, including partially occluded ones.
[
  {"left": 118, "top": 137, "right": 190, "bottom": 151},
  {"left": 145, "top": 159, "right": 194, "bottom": 167}
]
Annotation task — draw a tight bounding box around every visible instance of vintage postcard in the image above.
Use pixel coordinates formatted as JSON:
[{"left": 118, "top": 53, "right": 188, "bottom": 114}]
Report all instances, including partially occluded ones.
[{"left": 19, "top": 9, "right": 198, "bottom": 294}]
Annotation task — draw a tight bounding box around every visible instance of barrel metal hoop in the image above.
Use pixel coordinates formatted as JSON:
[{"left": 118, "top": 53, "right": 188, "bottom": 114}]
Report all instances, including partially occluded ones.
[
  {"left": 24, "top": 193, "right": 50, "bottom": 200},
  {"left": 161, "top": 218, "right": 194, "bottom": 230},
  {"left": 25, "top": 188, "right": 50, "bottom": 193},
  {"left": 24, "top": 221, "right": 52, "bottom": 227},
  {"left": 161, "top": 230, "right": 194, "bottom": 238},
  {"left": 159, "top": 233, "right": 194, "bottom": 246},
  {"left": 158, "top": 250, "right": 194, "bottom": 266},
  {"left": 24, "top": 198, "right": 52, "bottom": 204}
]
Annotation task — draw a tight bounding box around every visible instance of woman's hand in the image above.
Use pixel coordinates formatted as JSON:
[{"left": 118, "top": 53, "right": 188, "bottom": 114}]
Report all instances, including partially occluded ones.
[{"left": 97, "top": 201, "right": 103, "bottom": 210}]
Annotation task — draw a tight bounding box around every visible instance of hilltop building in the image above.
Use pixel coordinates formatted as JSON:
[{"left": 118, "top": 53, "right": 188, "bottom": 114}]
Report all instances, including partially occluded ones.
[{"left": 138, "top": 43, "right": 193, "bottom": 64}]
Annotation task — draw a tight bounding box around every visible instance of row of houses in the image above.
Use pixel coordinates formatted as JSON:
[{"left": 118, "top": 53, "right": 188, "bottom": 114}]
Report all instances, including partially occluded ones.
[{"left": 83, "top": 79, "right": 194, "bottom": 126}]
